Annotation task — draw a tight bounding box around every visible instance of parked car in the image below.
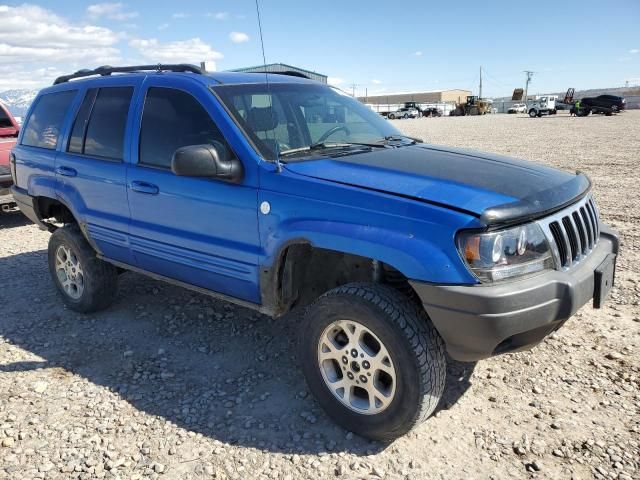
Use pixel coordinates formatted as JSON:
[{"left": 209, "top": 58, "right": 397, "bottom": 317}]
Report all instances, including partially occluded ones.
[
  {"left": 388, "top": 107, "right": 418, "bottom": 119},
  {"left": 421, "top": 107, "right": 442, "bottom": 117},
  {"left": 0, "top": 101, "right": 19, "bottom": 201},
  {"left": 507, "top": 103, "right": 527, "bottom": 114},
  {"left": 11, "top": 64, "right": 619, "bottom": 441},
  {"left": 581, "top": 94, "right": 626, "bottom": 115}
]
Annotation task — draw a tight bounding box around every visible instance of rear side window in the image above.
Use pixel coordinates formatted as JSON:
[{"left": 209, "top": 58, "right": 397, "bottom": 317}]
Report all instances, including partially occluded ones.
[
  {"left": 139, "top": 87, "right": 228, "bottom": 169},
  {"left": 0, "top": 107, "right": 13, "bottom": 128},
  {"left": 22, "top": 90, "right": 76, "bottom": 149},
  {"left": 68, "top": 87, "right": 133, "bottom": 160}
]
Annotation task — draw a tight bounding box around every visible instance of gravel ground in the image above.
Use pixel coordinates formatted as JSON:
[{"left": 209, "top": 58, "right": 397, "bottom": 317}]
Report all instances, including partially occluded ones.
[{"left": 1, "top": 111, "right": 638, "bottom": 480}]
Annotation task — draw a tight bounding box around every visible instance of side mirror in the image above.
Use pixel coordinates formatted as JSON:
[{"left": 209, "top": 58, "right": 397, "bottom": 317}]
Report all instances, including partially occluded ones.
[{"left": 171, "top": 142, "right": 243, "bottom": 183}]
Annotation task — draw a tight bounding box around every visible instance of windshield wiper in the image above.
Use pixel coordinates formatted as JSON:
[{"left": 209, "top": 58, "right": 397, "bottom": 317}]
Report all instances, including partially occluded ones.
[{"left": 279, "top": 141, "right": 383, "bottom": 157}]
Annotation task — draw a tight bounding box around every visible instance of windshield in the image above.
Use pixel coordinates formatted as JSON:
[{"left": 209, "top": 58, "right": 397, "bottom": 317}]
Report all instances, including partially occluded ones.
[{"left": 213, "top": 82, "right": 402, "bottom": 161}]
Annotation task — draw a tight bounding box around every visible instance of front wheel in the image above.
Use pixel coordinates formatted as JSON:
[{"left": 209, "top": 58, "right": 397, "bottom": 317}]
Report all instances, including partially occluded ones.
[
  {"left": 529, "top": 109, "right": 537, "bottom": 117},
  {"left": 299, "top": 283, "right": 446, "bottom": 441}
]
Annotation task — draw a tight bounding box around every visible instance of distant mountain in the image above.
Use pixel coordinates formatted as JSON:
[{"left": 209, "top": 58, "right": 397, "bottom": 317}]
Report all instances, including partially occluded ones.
[{"left": 0, "top": 89, "right": 39, "bottom": 118}]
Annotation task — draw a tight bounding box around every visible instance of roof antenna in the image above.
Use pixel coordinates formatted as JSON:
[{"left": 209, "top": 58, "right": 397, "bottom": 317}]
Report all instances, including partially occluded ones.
[{"left": 255, "top": 0, "right": 282, "bottom": 173}]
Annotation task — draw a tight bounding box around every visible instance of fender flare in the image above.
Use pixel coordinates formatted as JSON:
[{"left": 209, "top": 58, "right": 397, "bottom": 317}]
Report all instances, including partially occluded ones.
[{"left": 259, "top": 219, "right": 472, "bottom": 313}]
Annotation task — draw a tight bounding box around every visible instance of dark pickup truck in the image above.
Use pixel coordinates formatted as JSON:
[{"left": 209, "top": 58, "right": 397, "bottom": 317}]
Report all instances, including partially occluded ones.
[{"left": 580, "top": 94, "right": 626, "bottom": 115}]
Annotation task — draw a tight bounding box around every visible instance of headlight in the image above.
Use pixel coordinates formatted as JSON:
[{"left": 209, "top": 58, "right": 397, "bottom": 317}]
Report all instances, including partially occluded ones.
[{"left": 457, "top": 223, "right": 554, "bottom": 283}]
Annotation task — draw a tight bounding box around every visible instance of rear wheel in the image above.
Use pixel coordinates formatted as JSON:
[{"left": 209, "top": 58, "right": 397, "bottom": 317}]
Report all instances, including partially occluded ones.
[
  {"left": 529, "top": 109, "right": 537, "bottom": 118},
  {"left": 48, "top": 225, "right": 118, "bottom": 313},
  {"left": 299, "top": 283, "right": 446, "bottom": 441},
  {"left": 388, "top": 114, "right": 395, "bottom": 120}
]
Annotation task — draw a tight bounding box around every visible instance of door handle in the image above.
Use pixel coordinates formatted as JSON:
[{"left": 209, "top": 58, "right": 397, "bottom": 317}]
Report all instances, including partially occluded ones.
[
  {"left": 55, "top": 166, "right": 77, "bottom": 177},
  {"left": 130, "top": 180, "right": 159, "bottom": 195}
]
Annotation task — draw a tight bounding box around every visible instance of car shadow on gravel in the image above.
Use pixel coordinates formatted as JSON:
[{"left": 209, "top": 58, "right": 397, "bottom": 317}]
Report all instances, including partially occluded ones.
[
  {"left": 0, "top": 210, "right": 30, "bottom": 229},
  {"left": 0, "top": 249, "right": 474, "bottom": 455}
]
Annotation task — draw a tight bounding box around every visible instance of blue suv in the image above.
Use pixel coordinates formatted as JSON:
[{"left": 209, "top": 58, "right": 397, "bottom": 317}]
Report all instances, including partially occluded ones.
[{"left": 10, "top": 64, "right": 619, "bottom": 440}]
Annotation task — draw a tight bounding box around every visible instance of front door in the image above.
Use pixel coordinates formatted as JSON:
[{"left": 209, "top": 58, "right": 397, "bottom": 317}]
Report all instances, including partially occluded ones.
[{"left": 126, "top": 79, "right": 261, "bottom": 303}]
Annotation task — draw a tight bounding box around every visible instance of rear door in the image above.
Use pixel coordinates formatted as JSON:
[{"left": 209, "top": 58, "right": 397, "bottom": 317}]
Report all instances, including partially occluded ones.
[
  {"left": 55, "top": 78, "right": 139, "bottom": 264},
  {"left": 126, "top": 77, "right": 261, "bottom": 303}
]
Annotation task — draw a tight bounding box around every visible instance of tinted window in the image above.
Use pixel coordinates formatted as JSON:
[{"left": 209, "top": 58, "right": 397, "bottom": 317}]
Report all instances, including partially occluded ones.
[
  {"left": 68, "top": 89, "right": 98, "bottom": 154},
  {"left": 22, "top": 90, "right": 76, "bottom": 149},
  {"left": 0, "top": 106, "right": 13, "bottom": 128},
  {"left": 82, "top": 87, "right": 133, "bottom": 160},
  {"left": 139, "top": 87, "right": 228, "bottom": 169}
]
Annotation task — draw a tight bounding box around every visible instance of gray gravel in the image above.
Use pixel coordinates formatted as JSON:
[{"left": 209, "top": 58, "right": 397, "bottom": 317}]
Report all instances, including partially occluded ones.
[{"left": 1, "top": 111, "right": 638, "bottom": 479}]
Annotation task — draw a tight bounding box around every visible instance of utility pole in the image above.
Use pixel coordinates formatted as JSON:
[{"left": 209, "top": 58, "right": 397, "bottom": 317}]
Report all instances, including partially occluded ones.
[
  {"left": 479, "top": 66, "right": 482, "bottom": 99},
  {"left": 523, "top": 70, "right": 534, "bottom": 104},
  {"left": 350, "top": 83, "right": 361, "bottom": 98}
]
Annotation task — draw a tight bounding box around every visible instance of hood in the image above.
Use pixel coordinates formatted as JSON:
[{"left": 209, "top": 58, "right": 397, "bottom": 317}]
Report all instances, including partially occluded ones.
[{"left": 284, "top": 144, "right": 590, "bottom": 226}]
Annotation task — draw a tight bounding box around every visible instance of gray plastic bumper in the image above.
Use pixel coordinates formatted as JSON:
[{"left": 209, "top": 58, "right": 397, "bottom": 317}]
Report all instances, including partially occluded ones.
[
  {"left": 410, "top": 224, "right": 619, "bottom": 362},
  {"left": 10, "top": 186, "right": 44, "bottom": 227}
]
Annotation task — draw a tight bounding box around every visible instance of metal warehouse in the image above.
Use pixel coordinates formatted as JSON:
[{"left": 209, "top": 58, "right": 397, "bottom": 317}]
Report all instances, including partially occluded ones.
[
  {"left": 358, "top": 89, "right": 472, "bottom": 105},
  {"left": 230, "top": 63, "right": 328, "bottom": 83}
]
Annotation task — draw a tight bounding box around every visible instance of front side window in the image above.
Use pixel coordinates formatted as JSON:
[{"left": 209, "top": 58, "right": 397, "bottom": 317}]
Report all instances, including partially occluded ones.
[
  {"left": 139, "top": 87, "right": 228, "bottom": 169},
  {"left": 68, "top": 87, "right": 133, "bottom": 160},
  {"left": 22, "top": 90, "right": 77, "bottom": 150},
  {"left": 214, "top": 83, "right": 401, "bottom": 161}
]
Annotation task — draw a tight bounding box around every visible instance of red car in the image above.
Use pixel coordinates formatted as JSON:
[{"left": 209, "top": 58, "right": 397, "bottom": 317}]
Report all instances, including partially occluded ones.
[{"left": 0, "top": 101, "right": 19, "bottom": 199}]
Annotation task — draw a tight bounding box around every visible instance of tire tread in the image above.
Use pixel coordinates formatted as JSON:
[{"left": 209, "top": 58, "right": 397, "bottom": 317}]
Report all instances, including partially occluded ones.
[{"left": 310, "top": 282, "right": 446, "bottom": 441}]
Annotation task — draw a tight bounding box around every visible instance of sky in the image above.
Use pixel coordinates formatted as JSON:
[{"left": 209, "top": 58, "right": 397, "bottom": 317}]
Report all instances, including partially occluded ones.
[{"left": 0, "top": 0, "right": 638, "bottom": 97}]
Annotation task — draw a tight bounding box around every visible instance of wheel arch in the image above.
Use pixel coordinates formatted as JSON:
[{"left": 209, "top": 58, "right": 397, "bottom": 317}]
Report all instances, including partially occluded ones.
[{"left": 259, "top": 229, "right": 461, "bottom": 317}]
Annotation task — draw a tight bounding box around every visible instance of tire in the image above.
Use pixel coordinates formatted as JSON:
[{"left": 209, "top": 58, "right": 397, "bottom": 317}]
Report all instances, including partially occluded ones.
[
  {"left": 403, "top": 113, "right": 409, "bottom": 119},
  {"left": 299, "top": 282, "right": 446, "bottom": 441},
  {"left": 529, "top": 109, "right": 537, "bottom": 118},
  {"left": 388, "top": 114, "right": 395, "bottom": 120},
  {"left": 48, "top": 224, "right": 118, "bottom": 313}
]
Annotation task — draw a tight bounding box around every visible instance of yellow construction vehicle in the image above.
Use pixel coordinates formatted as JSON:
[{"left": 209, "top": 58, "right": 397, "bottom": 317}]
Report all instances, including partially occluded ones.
[{"left": 450, "top": 96, "right": 492, "bottom": 116}]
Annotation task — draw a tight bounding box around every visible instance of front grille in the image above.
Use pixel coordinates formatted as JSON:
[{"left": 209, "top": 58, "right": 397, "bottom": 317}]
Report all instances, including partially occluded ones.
[{"left": 538, "top": 195, "right": 600, "bottom": 270}]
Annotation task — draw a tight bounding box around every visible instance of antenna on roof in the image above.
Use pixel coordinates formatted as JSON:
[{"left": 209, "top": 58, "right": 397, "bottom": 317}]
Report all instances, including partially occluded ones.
[{"left": 254, "top": 0, "right": 282, "bottom": 173}]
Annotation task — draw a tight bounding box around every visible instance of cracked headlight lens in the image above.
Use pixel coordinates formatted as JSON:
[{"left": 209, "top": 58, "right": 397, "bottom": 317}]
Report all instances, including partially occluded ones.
[{"left": 457, "top": 223, "right": 554, "bottom": 283}]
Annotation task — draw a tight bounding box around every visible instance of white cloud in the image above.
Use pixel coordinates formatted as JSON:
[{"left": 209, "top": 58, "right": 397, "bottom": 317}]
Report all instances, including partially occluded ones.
[
  {"left": 172, "top": 12, "right": 189, "bottom": 19},
  {"left": 0, "top": 4, "right": 121, "bottom": 65},
  {"left": 371, "top": 79, "right": 382, "bottom": 84},
  {"left": 630, "top": 49, "right": 639, "bottom": 54},
  {"left": 158, "top": 23, "right": 169, "bottom": 30},
  {"left": 229, "top": 31, "right": 249, "bottom": 43},
  {"left": 87, "top": 2, "right": 138, "bottom": 21},
  {"left": 130, "top": 37, "right": 223, "bottom": 69},
  {"left": 413, "top": 51, "right": 423, "bottom": 57},
  {"left": 0, "top": 65, "right": 65, "bottom": 91},
  {"left": 207, "top": 12, "right": 229, "bottom": 20},
  {"left": 328, "top": 77, "right": 345, "bottom": 86}
]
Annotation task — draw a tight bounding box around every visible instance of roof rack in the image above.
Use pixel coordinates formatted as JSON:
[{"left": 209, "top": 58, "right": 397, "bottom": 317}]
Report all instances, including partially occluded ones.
[
  {"left": 53, "top": 64, "right": 203, "bottom": 85},
  {"left": 246, "top": 70, "right": 311, "bottom": 80}
]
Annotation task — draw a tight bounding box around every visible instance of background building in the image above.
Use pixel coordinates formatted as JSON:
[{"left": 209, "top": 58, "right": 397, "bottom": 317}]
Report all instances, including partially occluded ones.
[
  {"left": 230, "top": 63, "right": 328, "bottom": 83},
  {"left": 358, "top": 89, "right": 472, "bottom": 105}
]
